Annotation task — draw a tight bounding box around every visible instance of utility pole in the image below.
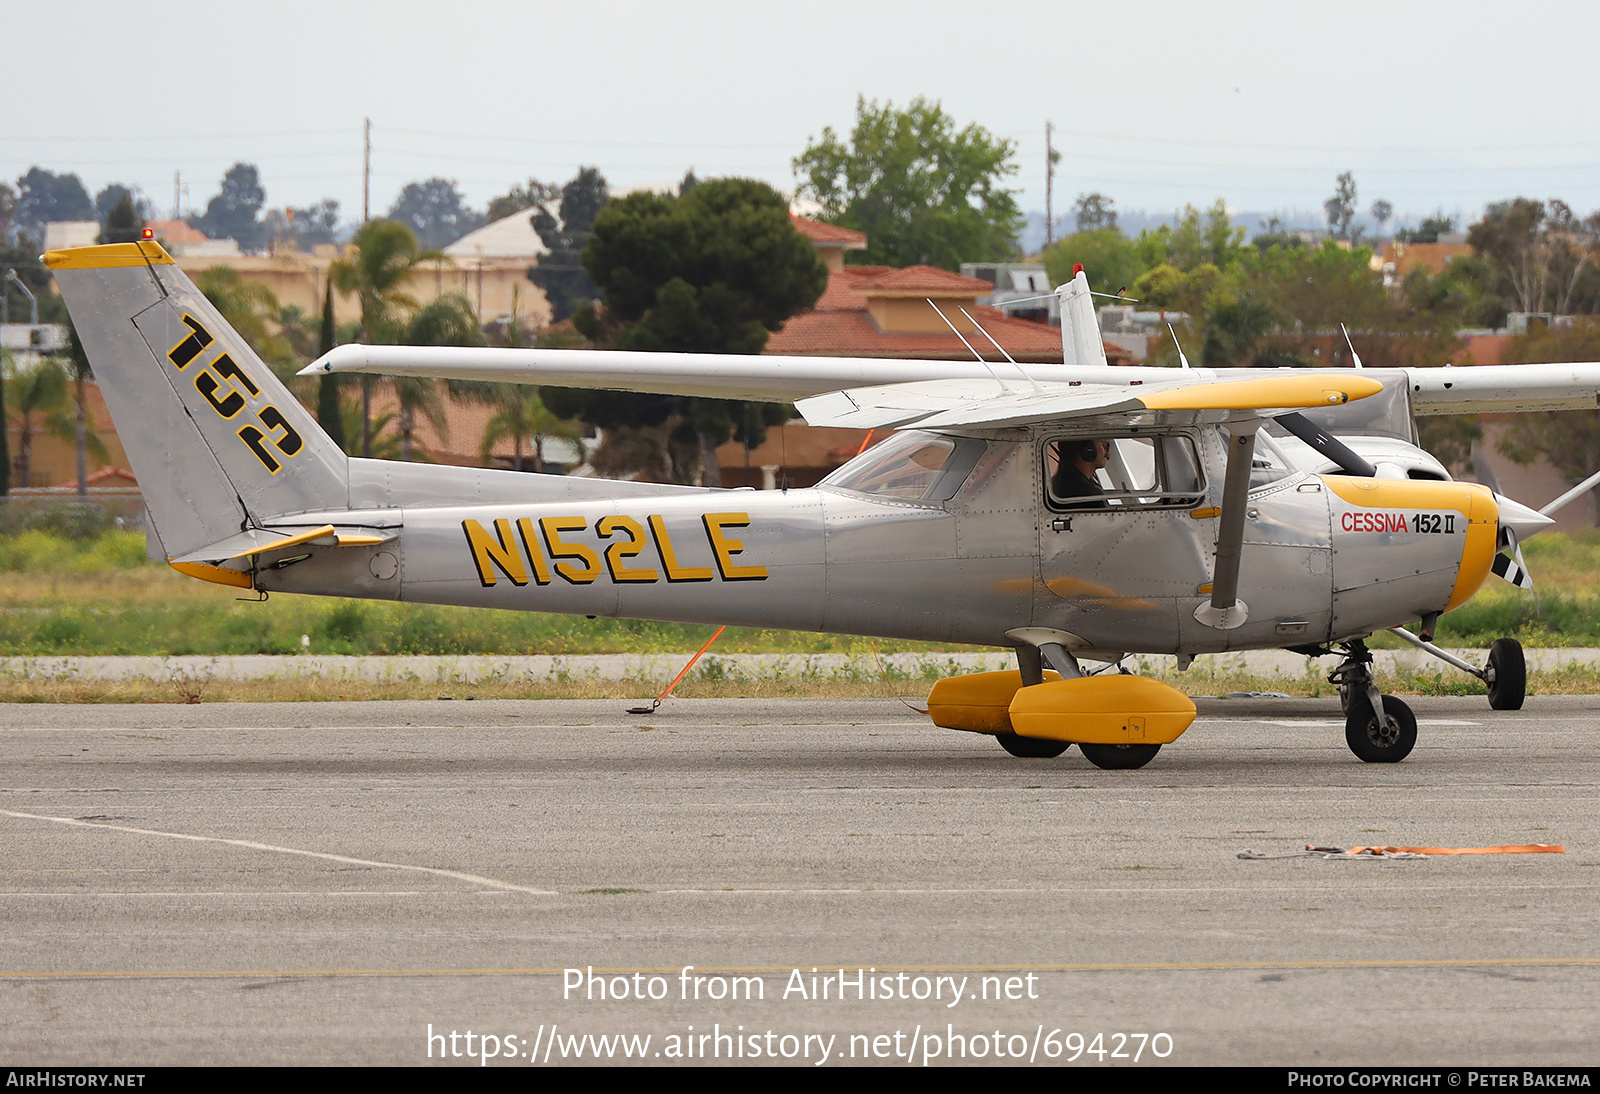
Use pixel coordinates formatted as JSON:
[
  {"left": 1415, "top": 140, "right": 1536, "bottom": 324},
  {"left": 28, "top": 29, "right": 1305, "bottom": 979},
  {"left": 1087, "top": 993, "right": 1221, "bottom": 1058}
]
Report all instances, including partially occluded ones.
[
  {"left": 173, "top": 170, "right": 181, "bottom": 220},
  {"left": 363, "top": 118, "right": 372, "bottom": 222},
  {"left": 1045, "top": 121, "right": 1062, "bottom": 248}
]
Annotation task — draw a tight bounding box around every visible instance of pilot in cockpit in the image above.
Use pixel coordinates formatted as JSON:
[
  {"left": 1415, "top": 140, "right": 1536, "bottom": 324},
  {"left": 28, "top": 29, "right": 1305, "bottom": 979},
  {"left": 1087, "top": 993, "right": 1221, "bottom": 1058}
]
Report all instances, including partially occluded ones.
[{"left": 1050, "top": 438, "right": 1111, "bottom": 506}]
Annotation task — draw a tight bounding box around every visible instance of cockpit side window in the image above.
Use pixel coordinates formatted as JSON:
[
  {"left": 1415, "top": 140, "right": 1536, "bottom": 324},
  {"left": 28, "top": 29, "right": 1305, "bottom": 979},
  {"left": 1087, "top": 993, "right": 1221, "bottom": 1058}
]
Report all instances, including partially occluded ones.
[
  {"left": 1044, "top": 433, "right": 1206, "bottom": 511},
  {"left": 820, "top": 430, "right": 986, "bottom": 503}
]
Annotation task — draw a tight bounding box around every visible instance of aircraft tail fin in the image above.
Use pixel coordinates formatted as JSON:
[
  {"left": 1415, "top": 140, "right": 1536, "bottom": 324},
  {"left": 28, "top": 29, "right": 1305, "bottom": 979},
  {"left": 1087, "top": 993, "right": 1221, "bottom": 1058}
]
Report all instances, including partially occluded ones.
[
  {"left": 45, "top": 242, "right": 348, "bottom": 560},
  {"left": 1056, "top": 267, "right": 1110, "bottom": 369}
]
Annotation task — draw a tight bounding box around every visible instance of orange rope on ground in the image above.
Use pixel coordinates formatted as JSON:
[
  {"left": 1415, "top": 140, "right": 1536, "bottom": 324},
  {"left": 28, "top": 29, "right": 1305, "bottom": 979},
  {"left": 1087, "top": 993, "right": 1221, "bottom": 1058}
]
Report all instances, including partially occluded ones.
[
  {"left": 655, "top": 626, "right": 727, "bottom": 704},
  {"left": 855, "top": 429, "right": 875, "bottom": 456},
  {"left": 1346, "top": 844, "right": 1563, "bottom": 855}
]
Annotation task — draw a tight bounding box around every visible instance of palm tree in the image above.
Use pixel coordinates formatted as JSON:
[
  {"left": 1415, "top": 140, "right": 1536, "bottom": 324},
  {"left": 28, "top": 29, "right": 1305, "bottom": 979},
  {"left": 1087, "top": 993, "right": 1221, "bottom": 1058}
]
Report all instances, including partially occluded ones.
[
  {"left": 329, "top": 220, "right": 448, "bottom": 457},
  {"left": 394, "top": 294, "right": 484, "bottom": 462},
  {"left": 6, "top": 359, "right": 106, "bottom": 488},
  {"left": 480, "top": 387, "right": 585, "bottom": 473}
]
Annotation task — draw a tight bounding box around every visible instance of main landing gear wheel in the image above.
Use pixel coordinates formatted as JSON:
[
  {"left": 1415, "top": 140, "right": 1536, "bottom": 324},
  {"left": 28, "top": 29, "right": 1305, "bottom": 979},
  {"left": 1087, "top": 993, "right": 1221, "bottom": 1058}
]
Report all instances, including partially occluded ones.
[
  {"left": 1486, "top": 638, "right": 1526, "bottom": 711},
  {"left": 995, "top": 732, "right": 1071, "bottom": 758},
  {"left": 1078, "top": 743, "right": 1162, "bottom": 770},
  {"left": 1345, "top": 695, "right": 1417, "bottom": 763}
]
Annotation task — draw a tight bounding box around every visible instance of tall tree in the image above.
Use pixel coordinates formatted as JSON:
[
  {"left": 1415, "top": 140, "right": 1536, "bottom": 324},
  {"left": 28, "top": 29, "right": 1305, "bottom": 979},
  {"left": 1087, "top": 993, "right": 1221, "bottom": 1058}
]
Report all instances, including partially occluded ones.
[
  {"left": 315, "top": 279, "right": 345, "bottom": 452},
  {"left": 328, "top": 219, "right": 446, "bottom": 456},
  {"left": 1324, "top": 171, "right": 1359, "bottom": 242},
  {"left": 1467, "top": 197, "right": 1600, "bottom": 317},
  {"left": 1369, "top": 199, "right": 1394, "bottom": 236},
  {"left": 15, "top": 168, "right": 94, "bottom": 240},
  {"left": 386, "top": 178, "right": 485, "bottom": 249},
  {"left": 549, "top": 177, "right": 824, "bottom": 485},
  {"left": 1073, "top": 192, "right": 1117, "bottom": 233},
  {"left": 793, "top": 96, "right": 1022, "bottom": 270},
  {"left": 93, "top": 184, "right": 150, "bottom": 225},
  {"left": 96, "top": 194, "right": 145, "bottom": 244},
  {"left": 528, "top": 167, "right": 609, "bottom": 322},
  {"left": 193, "top": 163, "right": 267, "bottom": 251}
]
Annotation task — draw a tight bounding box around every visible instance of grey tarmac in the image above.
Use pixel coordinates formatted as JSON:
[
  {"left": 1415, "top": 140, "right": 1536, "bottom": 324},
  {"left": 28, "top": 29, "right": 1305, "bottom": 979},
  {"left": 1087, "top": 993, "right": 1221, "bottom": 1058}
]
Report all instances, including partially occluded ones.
[{"left": 1, "top": 695, "right": 1596, "bottom": 1067}]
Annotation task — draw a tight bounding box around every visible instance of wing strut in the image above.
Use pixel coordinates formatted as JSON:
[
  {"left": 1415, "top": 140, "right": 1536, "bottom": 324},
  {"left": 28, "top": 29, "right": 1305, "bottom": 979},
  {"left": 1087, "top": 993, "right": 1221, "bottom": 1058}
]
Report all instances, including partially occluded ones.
[
  {"left": 1195, "top": 426, "right": 1257, "bottom": 630},
  {"left": 926, "top": 299, "right": 1011, "bottom": 393}
]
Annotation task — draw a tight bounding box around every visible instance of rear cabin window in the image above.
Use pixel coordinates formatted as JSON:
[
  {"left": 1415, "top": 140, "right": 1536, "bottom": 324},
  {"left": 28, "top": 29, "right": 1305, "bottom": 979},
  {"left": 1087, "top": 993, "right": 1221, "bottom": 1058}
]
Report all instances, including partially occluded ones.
[{"left": 1045, "top": 434, "right": 1205, "bottom": 511}]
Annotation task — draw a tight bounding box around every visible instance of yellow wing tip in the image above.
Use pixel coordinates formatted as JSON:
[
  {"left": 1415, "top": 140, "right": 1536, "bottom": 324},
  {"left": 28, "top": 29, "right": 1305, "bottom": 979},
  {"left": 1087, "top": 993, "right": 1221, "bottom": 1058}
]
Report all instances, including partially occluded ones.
[
  {"left": 43, "top": 240, "right": 174, "bottom": 271},
  {"left": 1141, "top": 374, "right": 1386, "bottom": 412}
]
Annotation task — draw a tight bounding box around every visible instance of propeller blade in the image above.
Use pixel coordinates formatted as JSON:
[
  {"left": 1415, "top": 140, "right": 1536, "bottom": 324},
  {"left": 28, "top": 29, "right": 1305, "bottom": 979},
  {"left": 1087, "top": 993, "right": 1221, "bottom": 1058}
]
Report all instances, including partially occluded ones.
[{"left": 1491, "top": 548, "right": 1534, "bottom": 590}]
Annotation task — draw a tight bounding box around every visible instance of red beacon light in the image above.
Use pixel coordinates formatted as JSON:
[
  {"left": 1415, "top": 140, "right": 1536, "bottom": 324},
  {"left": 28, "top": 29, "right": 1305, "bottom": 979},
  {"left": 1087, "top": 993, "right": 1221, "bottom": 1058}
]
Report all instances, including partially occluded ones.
[
  {"left": 1072, "top": 262, "right": 1084, "bottom": 275},
  {"left": 141, "top": 227, "right": 154, "bottom": 240}
]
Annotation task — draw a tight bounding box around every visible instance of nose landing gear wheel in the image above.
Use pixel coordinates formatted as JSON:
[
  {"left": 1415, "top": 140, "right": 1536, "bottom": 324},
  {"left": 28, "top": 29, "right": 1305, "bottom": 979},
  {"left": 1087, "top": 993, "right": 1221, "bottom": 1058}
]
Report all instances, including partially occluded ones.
[
  {"left": 1486, "top": 638, "right": 1526, "bottom": 711},
  {"left": 995, "top": 732, "right": 1071, "bottom": 758},
  {"left": 1345, "top": 695, "right": 1417, "bottom": 763},
  {"left": 1079, "top": 743, "right": 1162, "bottom": 770}
]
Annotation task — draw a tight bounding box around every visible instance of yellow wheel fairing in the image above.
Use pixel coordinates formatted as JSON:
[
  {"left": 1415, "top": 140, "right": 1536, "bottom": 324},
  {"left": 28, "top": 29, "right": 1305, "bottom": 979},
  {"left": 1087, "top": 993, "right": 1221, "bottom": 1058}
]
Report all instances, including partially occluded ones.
[
  {"left": 1007, "top": 675, "right": 1197, "bottom": 745},
  {"left": 927, "top": 669, "right": 1061, "bottom": 735}
]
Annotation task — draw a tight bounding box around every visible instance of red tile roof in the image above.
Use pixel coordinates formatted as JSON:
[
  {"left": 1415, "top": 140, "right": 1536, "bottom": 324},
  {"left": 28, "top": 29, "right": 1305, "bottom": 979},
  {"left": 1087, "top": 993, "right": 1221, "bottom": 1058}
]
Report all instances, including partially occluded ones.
[
  {"left": 146, "top": 219, "right": 211, "bottom": 244},
  {"left": 790, "top": 215, "right": 867, "bottom": 247},
  {"left": 848, "top": 264, "right": 995, "bottom": 295},
  {"left": 769, "top": 264, "right": 1129, "bottom": 364}
]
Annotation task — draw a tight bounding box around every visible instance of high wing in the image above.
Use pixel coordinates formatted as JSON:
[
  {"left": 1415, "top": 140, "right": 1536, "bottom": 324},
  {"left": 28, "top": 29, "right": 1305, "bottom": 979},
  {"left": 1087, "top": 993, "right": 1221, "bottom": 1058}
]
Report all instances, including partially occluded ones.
[
  {"left": 298, "top": 265, "right": 1600, "bottom": 413},
  {"left": 299, "top": 342, "right": 1600, "bottom": 416}
]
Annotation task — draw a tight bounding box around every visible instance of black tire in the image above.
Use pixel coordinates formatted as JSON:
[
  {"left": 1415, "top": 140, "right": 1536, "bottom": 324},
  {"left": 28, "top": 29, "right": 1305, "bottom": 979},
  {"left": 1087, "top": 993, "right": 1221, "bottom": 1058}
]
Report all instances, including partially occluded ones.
[
  {"left": 1344, "top": 694, "right": 1417, "bottom": 763},
  {"left": 1337, "top": 679, "right": 1354, "bottom": 715},
  {"left": 1486, "top": 637, "right": 1526, "bottom": 711},
  {"left": 1078, "top": 743, "right": 1162, "bottom": 770},
  {"left": 995, "top": 732, "right": 1071, "bottom": 758}
]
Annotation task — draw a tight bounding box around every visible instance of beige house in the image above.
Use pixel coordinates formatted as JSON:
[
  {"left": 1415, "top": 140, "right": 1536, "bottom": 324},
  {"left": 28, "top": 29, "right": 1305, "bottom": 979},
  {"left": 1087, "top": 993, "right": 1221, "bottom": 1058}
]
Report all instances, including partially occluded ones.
[{"left": 147, "top": 213, "right": 551, "bottom": 330}]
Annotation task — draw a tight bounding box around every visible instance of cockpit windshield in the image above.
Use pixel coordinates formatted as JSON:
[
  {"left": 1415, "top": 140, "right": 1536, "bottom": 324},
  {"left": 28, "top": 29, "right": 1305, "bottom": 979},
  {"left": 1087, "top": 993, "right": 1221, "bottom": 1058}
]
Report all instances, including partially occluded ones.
[{"left": 820, "top": 430, "right": 986, "bottom": 502}]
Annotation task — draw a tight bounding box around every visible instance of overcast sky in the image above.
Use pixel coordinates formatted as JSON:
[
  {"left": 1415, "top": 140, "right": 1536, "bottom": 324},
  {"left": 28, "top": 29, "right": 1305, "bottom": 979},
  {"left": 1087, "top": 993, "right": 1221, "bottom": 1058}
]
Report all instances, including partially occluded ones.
[{"left": 8, "top": 0, "right": 1600, "bottom": 229}]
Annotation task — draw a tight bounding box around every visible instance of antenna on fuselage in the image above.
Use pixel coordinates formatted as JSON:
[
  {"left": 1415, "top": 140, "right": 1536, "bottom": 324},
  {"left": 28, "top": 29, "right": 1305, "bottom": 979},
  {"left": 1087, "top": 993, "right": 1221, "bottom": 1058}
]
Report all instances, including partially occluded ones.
[
  {"left": 927, "top": 298, "right": 1012, "bottom": 392},
  {"left": 958, "top": 306, "right": 1044, "bottom": 393},
  {"left": 1168, "top": 323, "right": 1192, "bottom": 369},
  {"left": 1341, "top": 323, "right": 1365, "bottom": 369}
]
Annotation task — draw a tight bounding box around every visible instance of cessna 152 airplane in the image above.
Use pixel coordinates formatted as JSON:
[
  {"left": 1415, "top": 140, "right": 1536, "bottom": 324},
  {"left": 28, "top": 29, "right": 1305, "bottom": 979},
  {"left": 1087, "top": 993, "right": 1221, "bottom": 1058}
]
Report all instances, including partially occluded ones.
[{"left": 46, "top": 240, "right": 1600, "bottom": 769}]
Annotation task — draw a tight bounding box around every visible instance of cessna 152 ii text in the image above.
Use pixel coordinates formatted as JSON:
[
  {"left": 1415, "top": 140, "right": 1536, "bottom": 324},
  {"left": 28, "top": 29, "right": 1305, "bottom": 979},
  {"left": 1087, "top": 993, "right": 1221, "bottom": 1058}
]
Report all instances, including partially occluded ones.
[{"left": 47, "top": 240, "right": 1600, "bottom": 769}]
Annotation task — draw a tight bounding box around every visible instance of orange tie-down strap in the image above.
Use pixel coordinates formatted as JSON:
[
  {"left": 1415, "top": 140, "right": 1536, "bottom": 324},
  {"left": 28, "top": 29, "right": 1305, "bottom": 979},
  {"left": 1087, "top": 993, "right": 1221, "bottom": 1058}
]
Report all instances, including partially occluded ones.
[
  {"left": 1345, "top": 844, "right": 1564, "bottom": 856},
  {"left": 1240, "top": 844, "right": 1564, "bottom": 860}
]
